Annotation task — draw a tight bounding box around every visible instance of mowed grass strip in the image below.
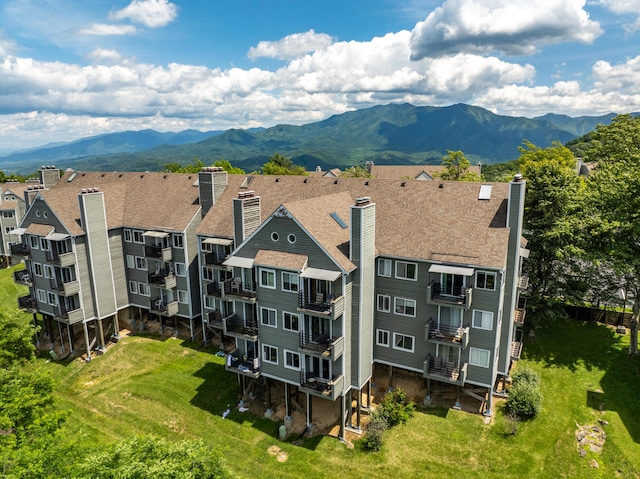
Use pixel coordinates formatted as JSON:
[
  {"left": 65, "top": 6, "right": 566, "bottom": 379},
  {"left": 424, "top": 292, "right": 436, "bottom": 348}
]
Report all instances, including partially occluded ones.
[{"left": 2, "top": 265, "right": 639, "bottom": 478}]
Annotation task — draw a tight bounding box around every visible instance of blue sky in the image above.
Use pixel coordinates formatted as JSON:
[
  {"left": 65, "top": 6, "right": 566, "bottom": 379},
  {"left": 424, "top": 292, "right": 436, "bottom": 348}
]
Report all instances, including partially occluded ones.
[{"left": 0, "top": 0, "right": 639, "bottom": 152}]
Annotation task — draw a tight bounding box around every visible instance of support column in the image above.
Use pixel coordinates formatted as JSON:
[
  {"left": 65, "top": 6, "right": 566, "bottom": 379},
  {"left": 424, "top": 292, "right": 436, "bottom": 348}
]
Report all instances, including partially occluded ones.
[
  {"left": 285, "top": 383, "right": 291, "bottom": 418},
  {"left": 264, "top": 378, "right": 273, "bottom": 419},
  {"left": 484, "top": 387, "right": 493, "bottom": 417},
  {"left": 339, "top": 395, "right": 346, "bottom": 441},
  {"left": 424, "top": 378, "right": 432, "bottom": 406},
  {"left": 306, "top": 393, "right": 313, "bottom": 429},
  {"left": 453, "top": 385, "right": 462, "bottom": 410},
  {"left": 388, "top": 365, "right": 394, "bottom": 391},
  {"left": 83, "top": 322, "right": 91, "bottom": 361},
  {"left": 67, "top": 323, "right": 75, "bottom": 352},
  {"left": 189, "top": 317, "right": 194, "bottom": 342},
  {"left": 96, "top": 319, "right": 105, "bottom": 350},
  {"left": 356, "top": 388, "right": 362, "bottom": 430},
  {"left": 57, "top": 321, "right": 65, "bottom": 353},
  {"left": 113, "top": 314, "right": 121, "bottom": 339},
  {"left": 32, "top": 313, "right": 40, "bottom": 346}
]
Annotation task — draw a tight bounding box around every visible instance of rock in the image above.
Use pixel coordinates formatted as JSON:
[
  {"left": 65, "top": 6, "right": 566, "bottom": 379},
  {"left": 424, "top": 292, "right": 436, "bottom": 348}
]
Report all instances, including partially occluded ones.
[
  {"left": 616, "top": 325, "right": 626, "bottom": 334},
  {"left": 576, "top": 430, "right": 587, "bottom": 441},
  {"left": 590, "top": 444, "right": 603, "bottom": 454},
  {"left": 588, "top": 459, "right": 599, "bottom": 469},
  {"left": 579, "top": 448, "right": 587, "bottom": 458},
  {"left": 598, "top": 419, "right": 609, "bottom": 426}
]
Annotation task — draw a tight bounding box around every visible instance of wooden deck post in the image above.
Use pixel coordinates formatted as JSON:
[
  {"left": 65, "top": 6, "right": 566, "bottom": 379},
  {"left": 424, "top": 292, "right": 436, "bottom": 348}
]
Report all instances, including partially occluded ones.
[
  {"left": 285, "top": 383, "right": 291, "bottom": 418},
  {"left": 67, "top": 323, "right": 75, "bottom": 352},
  {"left": 484, "top": 386, "right": 493, "bottom": 417},
  {"left": 365, "top": 380, "right": 371, "bottom": 408},
  {"left": 389, "top": 364, "right": 394, "bottom": 390},
  {"left": 83, "top": 321, "right": 91, "bottom": 360},
  {"left": 356, "top": 388, "right": 362, "bottom": 430},
  {"left": 96, "top": 318, "right": 105, "bottom": 350},
  {"left": 57, "top": 320, "right": 65, "bottom": 353}
]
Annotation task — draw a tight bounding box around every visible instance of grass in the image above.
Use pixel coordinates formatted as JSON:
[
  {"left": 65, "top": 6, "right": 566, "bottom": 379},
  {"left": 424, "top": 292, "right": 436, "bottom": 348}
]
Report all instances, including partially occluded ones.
[{"left": 1, "top": 264, "right": 639, "bottom": 478}]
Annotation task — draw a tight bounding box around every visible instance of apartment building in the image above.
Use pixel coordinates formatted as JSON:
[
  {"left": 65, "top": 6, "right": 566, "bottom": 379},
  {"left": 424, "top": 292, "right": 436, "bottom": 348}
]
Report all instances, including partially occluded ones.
[
  {"left": 0, "top": 182, "right": 28, "bottom": 258},
  {"left": 12, "top": 167, "right": 527, "bottom": 440}
]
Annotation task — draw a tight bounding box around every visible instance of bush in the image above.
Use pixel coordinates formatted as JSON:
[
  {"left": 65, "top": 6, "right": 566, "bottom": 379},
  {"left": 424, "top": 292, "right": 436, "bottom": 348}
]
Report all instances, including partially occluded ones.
[
  {"left": 512, "top": 367, "right": 541, "bottom": 389},
  {"left": 507, "top": 381, "right": 542, "bottom": 417},
  {"left": 363, "top": 411, "right": 388, "bottom": 451},
  {"left": 378, "top": 388, "right": 415, "bottom": 427}
]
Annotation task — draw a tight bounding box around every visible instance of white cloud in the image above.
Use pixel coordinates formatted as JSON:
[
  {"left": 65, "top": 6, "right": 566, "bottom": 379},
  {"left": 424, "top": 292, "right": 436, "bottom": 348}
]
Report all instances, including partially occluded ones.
[
  {"left": 110, "top": 0, "right": 178, "bottom": 28},
  {"left": 410, "top": 0, "right": 603, "bottom": 59},
  {"left": 79, "top": 23, "right": 137, "bottom": 36},
  {"left": 248, "top": 30, "right": 335, "bottom": 60},
  {"left": 87, "top": 48, "right": 135, "bottom": 66},
  {"left": 599, "top": 0, "right": 640, "bottom": 33}
]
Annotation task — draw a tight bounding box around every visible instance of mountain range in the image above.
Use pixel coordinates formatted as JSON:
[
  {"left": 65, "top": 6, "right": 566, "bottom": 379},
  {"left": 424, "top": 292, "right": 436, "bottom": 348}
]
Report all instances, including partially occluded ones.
[{"left": 0, "top": 103, "right": 622, "bottom": 175}]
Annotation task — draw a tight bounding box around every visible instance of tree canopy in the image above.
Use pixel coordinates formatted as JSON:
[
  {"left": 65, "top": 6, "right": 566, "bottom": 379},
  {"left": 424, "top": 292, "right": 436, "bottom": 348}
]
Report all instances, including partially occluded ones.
[
  {"left": 439, "top": 150, "right": 481, "bottom": 181},
  {"left": 164, "top": 158, "right": 245, "bottom": 174},
  {"left": 260, "top": 153, "right": 307, "bottom": 176},
  {"left": 0, "top": 308, "right": 36, "bottom": 369}
]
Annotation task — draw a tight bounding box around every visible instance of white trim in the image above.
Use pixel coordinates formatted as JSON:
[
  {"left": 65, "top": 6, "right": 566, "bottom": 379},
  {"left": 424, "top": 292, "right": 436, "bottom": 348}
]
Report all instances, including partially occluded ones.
[
  {"left": 223, "top": 256, "right": 254, "bottom": 269},
  {"left": 260, "top": 306, "right": 277, "bottom": 328},
  {"left": 376, "top": 294, "right": 391, "bottom": 313},
  {"left": 377, "top": 258, "right": 391, "bottom": 277},
  {"left": 282, "top": 311, "right": 300, "bottom": 332},
  {"left": 472, "top": 309, "right": 494, "bottom": 330},
  {"left": 395, "top": 260, "right": 418, "bottom": 281},
  {"left": 261, "top": 343, "right": 278, "bottom": 365},
  {"left": 376, "top": 329, "right": 390, "bottom": 347},
  {"left": 394, "top": 297, "right": 416, "bottom": 317},
  {"left": 259, "top": 268, "right": 276, "bottom": 289},
  {"left": 392, "top": 332, "right": 415, "bottom": 353},
  {"left": 299, "top": 267, "right": 341, "bottom": 281},
  {"left": 281, "top": 271, "right": 299, "bottom": 293},
  {"left": 202, "top": 237, "right": 233, "bottom": 246},
  {"left": 284, "top": 349, "right": 301, "bottom": 370},
  {"left": 469, "top": 347, "right": 491, "bottom": 368},
  {"left": 475, "top": 271, "right": 497, "bottom": 290}
]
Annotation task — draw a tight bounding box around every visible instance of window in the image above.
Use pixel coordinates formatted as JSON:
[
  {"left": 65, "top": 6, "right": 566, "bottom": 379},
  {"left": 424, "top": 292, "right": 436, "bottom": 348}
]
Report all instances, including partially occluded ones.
[
  {"left": 135, "top": 257, "right": 147, "bottom": 270},
  {"left": 262, "top": 344, "right": 278, "bottom": 365},
  {"left": 473, "top": 310, "right": 493, "bottom": 330},
  {"left": 47, "top": 291, "right": 58, "bottom": 306},
  {"left": 37, "top": 289, "right": 46, "bottom": 303},
  {"left": 32, "top": 262, "right": 43, "bottom": 276},
  {"left": 29, "top": 235, "right": 39, "bottom": 249},
  {"left": 5, "top": 226, "right": 15, "bottom": 233},
  {"left": 175, "top": 262, "right": 186, "bottom": 277},
  {"left": 177, "top": 290, "right": 188, "bottom": 304},
  {"left": 469, "top": 347, "right": 491, "bottom": 368},
  {"left": 287, "top": 234, "right": 296, "bottom": 244},
  {"left": 259, "top": 268, "right": 276, "bottom": 289},
  {"left": 376, "top": 329, "right": 390, "bottom": 347},
  {"left": 283, "top": 312, "right": 299, "bottom": 332},
  {"left": 476, "top": 271, "right": 496, "bottom": 290},
  {"left": 138, "top": 283, "right": 150, "bottom": 296},
  {"left": 261, "top": 307, "right": 277, "bottom": 328},
  {"left": 204, "top": 296, "right": 216, "bottom": 309},
  {"left": 44, "top": 265, "right": 53, "bottom": 279},
  {"left": 126, "top": 255, "right": 135, "bottom": 269},
  {"left": 129, "top": 281, "right": 138, "bottom": 294},
  {"left": 39, "top": 237, "right": 49, "bottom": 251},
  {"left": 173, "top": 234, "right": 183, "bottom": 248},
  {"left": 378, "top": 258, "right": 391, "bottom": 277},
  {"left": 394, "top": 297, "right": 416, "bottom": 317},
  {"left": 133, "top": 230, "right": 144, "bottom": 243},
  {"left": 2, "top": 211, "right": 14, "bottom": 218},
  {"left": 284, "top": 350, "right": 300, "bottom": 370},
  {"left": 282, "top": 272, "right": 299, "bottom": 292},
  {"left": 377, "top": 294, "right": 391, "bottom": 313},
  {"left": 393, "top": 333, "right": 414, "bottom": 352},
  {"left": 124, "top": 229, "right": 132, "bottom": 242},
  {"left": 395, "top": 261, "right": 417, "bottom": 280},
  {"left": 202, "top": 267, "right": 214, "bottom": 281},
  {"left": 271, "top": 232, "right": 279, "bottom": 242}
]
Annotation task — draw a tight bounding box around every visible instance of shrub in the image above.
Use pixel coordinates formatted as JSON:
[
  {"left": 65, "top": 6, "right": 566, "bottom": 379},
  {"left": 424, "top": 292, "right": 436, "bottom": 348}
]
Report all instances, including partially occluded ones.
[
  {"left": 378, "top": 388, "right": 415, "bottom": 427},
  {"left": 512, "top": 367, "right": 541, "bottom": 389},
  {"left": 507, "top": 381, "right": 542, "bottom": 417},
  {"left": 363, "top": 411, "right": 388, "bottom": 451}
]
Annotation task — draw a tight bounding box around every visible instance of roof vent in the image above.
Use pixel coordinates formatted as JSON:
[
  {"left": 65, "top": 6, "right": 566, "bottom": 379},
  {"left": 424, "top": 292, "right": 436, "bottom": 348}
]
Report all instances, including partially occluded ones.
[
  {"left": 365, "top": 181, "right": 369, "bottom": 186},
  {"left": 355, "top": 196, "right": 370, "bottom": 206},
  {"left": 275, "top": 178, "right": 280, "bottom": 182},
  {"left": 334, "top": 179, "right": 339, "bottom": 184},
  {"left": 439, "top": 183, "right": 444, "bottom": 188},
  {"left": 401, "top": 181, "right": 406, "bottom": 187},
  {"left": 303, "top": 178, "right": 308, "bottom": 183}
]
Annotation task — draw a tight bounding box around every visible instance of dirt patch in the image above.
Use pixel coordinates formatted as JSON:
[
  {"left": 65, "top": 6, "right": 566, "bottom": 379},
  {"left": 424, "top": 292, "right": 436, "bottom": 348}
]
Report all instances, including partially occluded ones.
[{"left": 267, "top": 445, "right": 289, "bottom": 462}]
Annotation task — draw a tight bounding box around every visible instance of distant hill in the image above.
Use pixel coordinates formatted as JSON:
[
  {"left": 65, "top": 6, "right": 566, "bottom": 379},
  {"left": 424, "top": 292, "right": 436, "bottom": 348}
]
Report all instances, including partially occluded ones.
[{"left": 1, "top": 103, "right": 622, "bottom": 174}]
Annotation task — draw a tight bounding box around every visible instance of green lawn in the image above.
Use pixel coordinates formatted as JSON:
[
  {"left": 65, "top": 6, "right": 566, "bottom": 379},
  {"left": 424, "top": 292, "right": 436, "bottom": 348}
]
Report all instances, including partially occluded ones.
[{"left": 1, "top": 264, "right": 639, "bottom": 478}]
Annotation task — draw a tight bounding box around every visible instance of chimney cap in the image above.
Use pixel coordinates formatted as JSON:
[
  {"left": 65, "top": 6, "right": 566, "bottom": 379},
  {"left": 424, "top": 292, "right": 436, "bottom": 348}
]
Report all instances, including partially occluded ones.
[{"left": 513, "top": 173, "right": 523, "bottom": 182}]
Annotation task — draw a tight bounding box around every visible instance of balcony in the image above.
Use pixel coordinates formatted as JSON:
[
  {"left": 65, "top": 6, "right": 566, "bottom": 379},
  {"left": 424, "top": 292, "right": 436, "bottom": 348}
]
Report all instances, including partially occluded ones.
[
  {"left": 50, "top": 277, "right": 80, "bottom": 297},
  {"left": 13, "top": 269, "right": 32, "bottom": 286},
  {"left": 46, "top": 250, "right": 75, "bottom": 268},
  {"left": 299, "top": 371, "right": 344, "bottom": 401},
  {"left": 425, "top": 319, "right": 469, "bottom": 348},
  {"left": 206, "top": 310, "right": 224, "bottom": 329},
  {"left": 145, "top": 244, "right": 172, "bottom": 262},
  {"left": 222, "top": 279, "right": 256, "bottom": 302},
  {"left": 427, "top": 282, "right": 472, "bottom": 310},
  {"left": 17, "top": 294, "right": 37, "bottom": 312},
  {"left": 298, "top": 332, "right": 344, "bottom": 361},
  {"left": 204, "top": 252, "right": 229, "bottom": 267},
  {"left": 53, "top": 305, "right": 84, "bottom": 324},
  {"left": 223, "top": 314, "right": 258, "bottom": 340},
  {"left": 514, "top": 308, "right": 526, "bottom": 327},
  {"left": 10, "top": 242, "right": 29, "bottom": 257},
  {"left": 150, "top": 298, "right": 179, "bottom": 317},
  {"left": 517, "top": 274, "right": 529, "bottom": 290},
  {"left": 148, "top": 271, "right": 177, "bottom": 290},
  {"left": 205, "top": 281, "right": 222, "bottom": 297},
  {"left": 297, "top": 292, "right": 345, "bottom": 320},
  {"left": 225, "top": 349, "right": 260, "bottom": 378},
  {"left": 511, "top": 341, "right": 523, "bottom": 361},
  {"left": 423, "top": 355, "right": 467, "bottom": 386}
]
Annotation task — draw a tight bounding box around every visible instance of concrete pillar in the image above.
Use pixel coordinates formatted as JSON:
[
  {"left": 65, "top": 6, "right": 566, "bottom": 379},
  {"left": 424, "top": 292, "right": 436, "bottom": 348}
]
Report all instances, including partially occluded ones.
[
  {"left": 339, "top": 395, "right": 346, "bottom": 441},
  {"left": 83, "top": 322, "right": 91, "bottom": 361},
  {"left": 96, "top": 319, "right": 105, "bottom": 350}
]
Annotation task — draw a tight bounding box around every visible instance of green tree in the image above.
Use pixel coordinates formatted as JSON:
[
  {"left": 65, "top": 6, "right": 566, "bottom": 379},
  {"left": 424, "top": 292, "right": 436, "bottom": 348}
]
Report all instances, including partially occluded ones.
[
  {"left": 439, "top": 150, "right": 481, "bottom": 181},
  {"left": 341, "top": 165, "right": 372, "bottom": 178},
  {"left": 582, "top": 114, "right": 640, "bottom": 354},
  {"left": 213, "top": 159, "right": 245, "bottom": 174},
  {"left": 76, "top": 436, "right": 235, "bottom": 479},
  {"left": 0, "top": 308, "right": 36, "bottom": 369},
  {"left": 163, "top": 158, "right": 205, "bottom": 173},
  {"left": 518, "top": 141, "right": 584, "bottom": 315},
  {"left": 260, "top": 154, "right": 307, "bottom": 176}
]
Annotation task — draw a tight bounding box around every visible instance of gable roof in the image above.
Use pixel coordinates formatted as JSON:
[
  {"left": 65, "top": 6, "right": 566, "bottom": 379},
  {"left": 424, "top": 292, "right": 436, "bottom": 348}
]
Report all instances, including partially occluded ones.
[
  {"left": 368, "top": 164, "right": 481, "bottom": 180},
  {"left": 34, "top": 171, "right": 201, "bottom": 236},
  {"left": 198, "top": 175, "right": 510, "bottom": 269}
]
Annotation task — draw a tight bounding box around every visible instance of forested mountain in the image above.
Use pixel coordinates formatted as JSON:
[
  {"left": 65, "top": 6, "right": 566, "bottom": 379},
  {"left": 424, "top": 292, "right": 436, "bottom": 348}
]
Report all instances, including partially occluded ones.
[{"left": 1, "top": 103, "right": 622, "bottom": 174}]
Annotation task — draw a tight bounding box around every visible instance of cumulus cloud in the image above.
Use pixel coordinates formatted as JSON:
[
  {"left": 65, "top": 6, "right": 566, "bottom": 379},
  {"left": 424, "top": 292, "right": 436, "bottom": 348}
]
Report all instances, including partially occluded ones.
[
  {"left": 110, "top": 0, "right": 178, "bottom": 28},
  {"left": 599, "top": 0, "right": 640, "bottom": 33},
  {"left": 79, "top": 24, "right": 137, "bottom": 36},
  {"left": 87, "top": 48, "right": 135, "bottom": 66},
  {"left": 410, "top": 0, "right": 603, "bottom": 59},
  {"left": 248, "top": 30, "right": 334, "bottom": 60}
]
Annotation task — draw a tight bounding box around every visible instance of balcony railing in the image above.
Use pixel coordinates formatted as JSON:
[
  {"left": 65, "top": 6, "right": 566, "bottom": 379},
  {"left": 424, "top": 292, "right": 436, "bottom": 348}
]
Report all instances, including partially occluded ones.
[
  {"left": 17, "top": 294, "right": 37, "bottom": 312},
  {"left": 10, "top": 243, "right": 29, "bottom": 257},
  {"left": 297, "top": 292, "right": 344, "bottom": 319},
  {"left": 225, "top": 349, "right": 260, "bottom": 378},
  {"left": 207, "top": 310, "right": 224, "bottom": 329},
  {"left": 204, "top": 252, "right": 229, "bottom": 266},
  {"left": 50, "top": 277, "right": 80, "bottom": 297},
  {"left": 517, "top": 274, "right": 529, "bottom": 290},
  {"left": 299, "top": 371, "right": 344, "bottom": 400},
  {"left": 511, "top": 341, "right": 523, "bottom": 361},
  {"left": 298, "top": 332, "right": 344, "bottom": 360},
  {"left": 423, "top": 354, "right": 467, "bottom": 386},
  {"left": 222, "top": 279, "right": 256, "bottom": 301},
  {"left": 145, "top": 244, "right": 172, "bottom": 262},
  {"left": 13, "top": 269, "right": 32, "bottom": 286},
  {"left": 53, "top": 305, "right": 84, "bottom": 324},
  {"left": 150, "top": 297, "right": 179, "bottom": 317},
  {"left": 514, "top": 308, "right": 526, "bottom": 327},
  {"left": 148, "top": 271, "right": 177, "bottom": 290},
  {"left": 223, "top": 314, "right": 258, "bottom": 340},
  {"left": 425, "top": 319, "right": 469, "bottom": 348},
  {"left": 205, "top": 281, "right": 222, "bottom": 296},
  {"left": 427, "top": 282, "right": 473, "bottom": 309}
]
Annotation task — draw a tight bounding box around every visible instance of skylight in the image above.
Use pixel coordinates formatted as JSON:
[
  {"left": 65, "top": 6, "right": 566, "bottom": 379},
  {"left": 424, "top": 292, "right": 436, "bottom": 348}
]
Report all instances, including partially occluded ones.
[
  {"left": 330, "top": 212, "right": 348, "bottom": 229},
  {"left": 478, "top": 185, "right": 492, "bottom": 200}
]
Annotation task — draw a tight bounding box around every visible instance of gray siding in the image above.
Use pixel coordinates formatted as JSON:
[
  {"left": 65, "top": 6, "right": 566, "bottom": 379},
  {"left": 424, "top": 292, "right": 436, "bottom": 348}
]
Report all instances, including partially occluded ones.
[
  {"left": 75, "top": 238, "right": 96, "bottom": 319},
  {"left": 109, "top": 229, "right": 128, "bottom": 310},
  {"left": 185, "top": 214, "right": 202, "bottom": 319}
]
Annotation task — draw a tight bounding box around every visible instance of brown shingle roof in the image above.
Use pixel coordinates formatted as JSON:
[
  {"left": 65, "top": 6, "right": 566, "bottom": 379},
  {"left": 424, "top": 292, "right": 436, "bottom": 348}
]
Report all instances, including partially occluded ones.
[
  {"left": 38, "top": 171, "right": 201, "bottom": 235},
  {"left": 197, "top": 176, "right": 510, "bottom": 269},
  {"left": 25, "top": 223, "right": 55, "bottom": 236},
  {"left": 369, "top": 165, "right": 481, "bottom": 180},
  {"left": 254, "top": 250, "right": 308, "bottom": 270}
]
